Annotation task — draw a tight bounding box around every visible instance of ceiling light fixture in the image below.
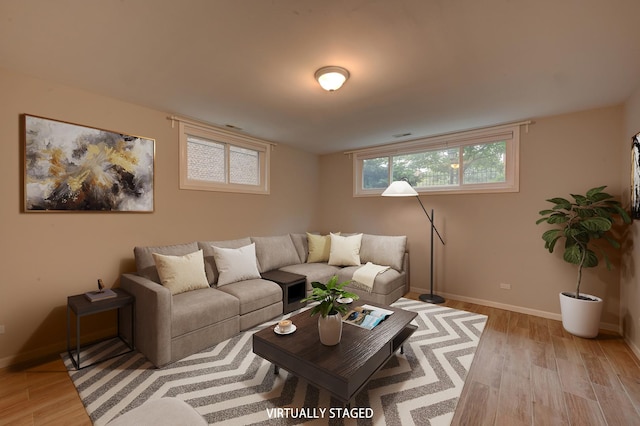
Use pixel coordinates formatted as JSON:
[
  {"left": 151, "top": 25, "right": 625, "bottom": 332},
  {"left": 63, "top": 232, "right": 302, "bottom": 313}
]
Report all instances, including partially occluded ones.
[{"left": 315, "top": 66, "right": 349, "bottom": 91}]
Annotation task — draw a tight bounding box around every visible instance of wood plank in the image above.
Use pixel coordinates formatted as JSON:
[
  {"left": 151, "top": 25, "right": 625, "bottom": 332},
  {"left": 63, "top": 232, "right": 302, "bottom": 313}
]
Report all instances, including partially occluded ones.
[
  {"left": 546, "top": 318, "right": 573, "bottom": 339},
  {"left": 529, "top": 340, "right": 556, "bottom": 371},
  {"left": 532, "top": 403, "right": 569, "bottom": 426},
  {"left": 573, "top": 335, "right": 606, "bottom": 358},
  {"left": 552, "top": 335, "right": 582, "bottom": 364},
  {"left": 469, "top": 351, "right": 504, "bottom": 389},
  {"left": 452, "top": 380, "right": 498, "bottom": 426},
  {"left": 503, "top": 345, "right": 530, "bottom": 379},
  {"left": 598, "top": 339, "right": 640, "bottom": 379},
  {"left": 33, "top": 395, "right": 92, "bottom": 426},
  {"left": 581, "top": 353, "right": 624, "bottom": 392},
  {"left": 592, "top": 383, "right": 640, "bottom": 425},
  {"left": 0, "top": 412, "right": 33, "bottom": 426},
  {"left": 619, "top": 375, "right": 640, "bottom": 414},
  {"left": 556, "top": 358, "right": 597, "bottom": 401},
  {"left": 497, "top": 370, "right": 531, "bottom": 424},
  {"left": 563, "top": 392, "right": 606, "bottom": 426},
  {"left": 531, "top": 365, "right": 567, "bottom": 424},
  {"left": 528, "top": 315, "right": 551, "bottom": 343},
  {"left": 0, "top": 371, "right": 27, "bottom": 399}
]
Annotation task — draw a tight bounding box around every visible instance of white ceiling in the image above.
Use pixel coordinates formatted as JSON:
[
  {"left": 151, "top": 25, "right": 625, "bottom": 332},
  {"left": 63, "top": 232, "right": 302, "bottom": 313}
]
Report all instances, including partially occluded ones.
[{"left": 1, "top": 0, "right": 640, "bottom": 154}]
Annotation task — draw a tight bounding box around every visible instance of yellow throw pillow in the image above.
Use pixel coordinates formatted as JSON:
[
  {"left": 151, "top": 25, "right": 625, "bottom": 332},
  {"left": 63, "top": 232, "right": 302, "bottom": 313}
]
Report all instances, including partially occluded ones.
[
  {"left": 306, "top": 232, "right": 341, "bottom": 263},
  {"left": 152, "top": 250, "right": 210, "bottom": 295},
  {"left": 306, "top": 233, "right": 331, "bottom": 263}
]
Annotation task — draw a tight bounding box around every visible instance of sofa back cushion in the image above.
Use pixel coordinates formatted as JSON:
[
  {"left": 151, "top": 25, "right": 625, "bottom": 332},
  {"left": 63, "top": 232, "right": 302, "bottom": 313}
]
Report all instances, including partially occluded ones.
[
  {"left": 289, "top": 233, "right": 308, "bottom": 263},
  {"left": 134, "top": 242, "right": 200, "bottom": 284},
  {"left": 251, "top": 235, "right": 301, "bottom": 273},
  {"left": 198, "top": 238, "right": 252, "bottom": 285},
  {"left": 359, "top": 234, "right": 407, "bottom": 271}
]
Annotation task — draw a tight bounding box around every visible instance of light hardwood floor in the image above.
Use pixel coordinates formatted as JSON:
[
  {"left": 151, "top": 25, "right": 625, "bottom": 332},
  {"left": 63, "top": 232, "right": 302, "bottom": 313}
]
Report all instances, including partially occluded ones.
[{"left": 1, "top": 295, "right": 639, "bottom": 425}]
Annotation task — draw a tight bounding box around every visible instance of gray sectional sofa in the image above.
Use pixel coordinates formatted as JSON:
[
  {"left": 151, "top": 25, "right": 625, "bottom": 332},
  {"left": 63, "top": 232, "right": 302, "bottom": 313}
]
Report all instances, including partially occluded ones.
[{"left": 120, "top": 233, "right": 408, "bottom": 367}]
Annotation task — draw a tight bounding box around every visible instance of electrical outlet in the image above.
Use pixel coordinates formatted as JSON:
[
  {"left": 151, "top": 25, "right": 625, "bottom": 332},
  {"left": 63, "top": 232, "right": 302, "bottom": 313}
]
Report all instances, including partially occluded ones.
[
  {"left": 0, "top": 325, "right": 5, "bottom": 334},
  {"left": 500, "top": 283, "right": 511, "bottom": 290}
]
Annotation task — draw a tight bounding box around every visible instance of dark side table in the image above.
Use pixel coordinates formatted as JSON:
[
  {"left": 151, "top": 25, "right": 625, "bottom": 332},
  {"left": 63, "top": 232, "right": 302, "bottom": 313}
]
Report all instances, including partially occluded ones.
[
  {"left": 66, "top": 288, "right": 135, "bottom": 370},
  {"left": 261, "top": 270, "right": 307, "bottom": 314}
]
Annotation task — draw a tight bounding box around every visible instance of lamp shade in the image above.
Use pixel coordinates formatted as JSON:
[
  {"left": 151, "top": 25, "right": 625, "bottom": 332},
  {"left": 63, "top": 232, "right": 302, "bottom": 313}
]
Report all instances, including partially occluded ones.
[
  {"left": 315, "top": 66, "right": 349, "bottom": 91},
  {"left": 381, "top": 180, "right": 419, "bottom": 197}
]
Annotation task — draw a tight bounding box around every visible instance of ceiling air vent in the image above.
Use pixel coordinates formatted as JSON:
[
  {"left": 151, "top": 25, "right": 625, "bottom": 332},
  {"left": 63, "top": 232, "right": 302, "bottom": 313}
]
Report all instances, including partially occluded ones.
[{"left": 393, "top": 132, "right": 412, "bottom": 138}]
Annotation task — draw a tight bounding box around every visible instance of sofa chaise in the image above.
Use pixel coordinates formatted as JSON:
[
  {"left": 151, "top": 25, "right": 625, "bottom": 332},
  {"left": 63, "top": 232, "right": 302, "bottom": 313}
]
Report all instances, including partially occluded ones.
[{"left": 120, "top": 232, "right": 408, "bottom": 367}]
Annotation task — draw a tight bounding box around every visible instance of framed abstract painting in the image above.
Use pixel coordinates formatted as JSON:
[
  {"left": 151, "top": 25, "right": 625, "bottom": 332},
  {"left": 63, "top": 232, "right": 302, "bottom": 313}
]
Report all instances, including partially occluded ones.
[
  {"left": 632, "top": 131, "right": 640, "bottom": 220},
  {"left": 24, "top": 115, "right": 155, "bottom": 212}
]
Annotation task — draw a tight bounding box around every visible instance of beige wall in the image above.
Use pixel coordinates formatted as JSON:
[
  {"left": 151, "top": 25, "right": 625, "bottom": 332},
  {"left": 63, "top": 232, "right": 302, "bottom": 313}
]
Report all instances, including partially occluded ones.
[
  {"left": 0, "top": 68, "right": 320, "bottom": 366},
  {"left": 622, "top": 84, "right": 640, "bottom": 356},
  {"left": 0, "top": 64, "right": 633, "bottom": 367},
  {"left": 318, "top": 106, "right": 625, "bottom": 326}
]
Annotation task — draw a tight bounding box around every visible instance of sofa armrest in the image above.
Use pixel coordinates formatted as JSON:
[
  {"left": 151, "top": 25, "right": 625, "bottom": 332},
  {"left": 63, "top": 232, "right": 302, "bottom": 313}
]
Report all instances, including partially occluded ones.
[{"left": 121, "top": 273, "right": 172, "bottom": 367}]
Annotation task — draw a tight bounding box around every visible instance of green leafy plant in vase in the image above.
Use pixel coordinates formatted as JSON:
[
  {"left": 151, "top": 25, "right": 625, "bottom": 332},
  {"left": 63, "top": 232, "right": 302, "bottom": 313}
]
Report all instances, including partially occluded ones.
[
  {"left": 536, "top": 186, "right": 630, "bottom": 337},
  {"left": 301, "top": 275, "right": 359, "bottom": 345}
]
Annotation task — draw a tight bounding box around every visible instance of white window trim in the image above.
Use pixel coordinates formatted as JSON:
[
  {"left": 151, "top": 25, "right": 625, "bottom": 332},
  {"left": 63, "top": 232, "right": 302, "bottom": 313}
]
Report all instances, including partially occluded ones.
[
  {"left": 177, "top": 119, "right": 272, "bottom": 195},
  {"left": 350, "top": 121, "right": 529, "bottom": 197}
]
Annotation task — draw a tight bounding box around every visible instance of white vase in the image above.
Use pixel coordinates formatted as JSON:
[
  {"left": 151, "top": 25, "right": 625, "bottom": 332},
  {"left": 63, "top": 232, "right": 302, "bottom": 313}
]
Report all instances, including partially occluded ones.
[
  {"left": 318, "top": 312, "right": 342, "bottom": 346},
  {"left": 559, "top": 292, "right": 603, "bottom": 338}
]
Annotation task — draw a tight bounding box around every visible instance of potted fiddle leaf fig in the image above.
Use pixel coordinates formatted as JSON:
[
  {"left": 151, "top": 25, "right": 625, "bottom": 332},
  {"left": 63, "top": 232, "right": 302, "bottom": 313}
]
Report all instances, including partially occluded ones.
[
  {"left": 301, "top": 275, "right": 359, "bottom": 346},
  {"left": 536, "top": 186, "right": 630, "bottom": 338}
]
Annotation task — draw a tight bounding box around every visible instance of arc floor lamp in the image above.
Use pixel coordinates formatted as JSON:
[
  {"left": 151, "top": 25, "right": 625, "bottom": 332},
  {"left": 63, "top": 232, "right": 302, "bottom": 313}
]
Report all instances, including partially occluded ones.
[{"left": 381, "top": 180, "right": 446, "bottom": 304}]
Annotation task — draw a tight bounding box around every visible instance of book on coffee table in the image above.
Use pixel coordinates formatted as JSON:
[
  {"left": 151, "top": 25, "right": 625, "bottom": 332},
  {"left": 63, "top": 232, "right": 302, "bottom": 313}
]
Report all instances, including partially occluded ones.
[{"left": 343, "top": 304, "right": 394, "bottom": 330}]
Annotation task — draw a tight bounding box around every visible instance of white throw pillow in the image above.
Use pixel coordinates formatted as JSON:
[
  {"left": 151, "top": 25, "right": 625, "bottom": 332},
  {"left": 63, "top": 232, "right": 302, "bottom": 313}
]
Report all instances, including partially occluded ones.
[
  {"left": 328, "top": 233, "right": 363, "bottom": 266},
  {"left": 213, "top": 243, "right": 261, "bottom": 286},
  {"left": 152, "top": 250, "right": 210, "bottom": 295}
]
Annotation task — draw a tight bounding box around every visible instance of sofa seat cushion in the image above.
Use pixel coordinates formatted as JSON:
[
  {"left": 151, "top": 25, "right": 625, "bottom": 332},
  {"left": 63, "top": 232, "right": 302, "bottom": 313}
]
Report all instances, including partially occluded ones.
[
  {"left": 171, "top": 287, "right": 239, "bottom": 338},
  {"left": 279, "top": 263, "right": 342, "bottom": 291},
  {"left": 337, "top": 266, "right": 405, "bottom": 295},
  {"left": 217, "top": 279, "right": 282, "bottom": 315}
]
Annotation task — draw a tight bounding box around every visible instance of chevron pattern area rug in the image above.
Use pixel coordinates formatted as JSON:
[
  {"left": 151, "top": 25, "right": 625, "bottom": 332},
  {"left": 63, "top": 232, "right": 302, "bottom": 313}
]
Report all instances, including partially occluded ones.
[{"left": 63, "top": 298, "right": 486, "bottom": 425}]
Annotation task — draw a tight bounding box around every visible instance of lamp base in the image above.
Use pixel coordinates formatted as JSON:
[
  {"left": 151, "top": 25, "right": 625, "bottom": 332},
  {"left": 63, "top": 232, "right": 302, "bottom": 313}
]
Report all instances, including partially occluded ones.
[{"left": 419, "top": 293, "right": 445, "bottom": 304}]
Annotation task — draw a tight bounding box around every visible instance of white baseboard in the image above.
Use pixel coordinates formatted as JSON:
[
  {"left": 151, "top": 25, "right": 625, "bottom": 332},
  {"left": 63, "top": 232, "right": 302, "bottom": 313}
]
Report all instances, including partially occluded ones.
[
  {"left": 625, "top": 336, "right": 640, "bottom": 361},
  {"left": 411, "top": 287, "right": 621, "bottom": 334},
  {"left": 0, "top": 340, "right": 66, "bottom": 369},
  {"left": 0, "top": 329, "right": 115, "bottom": 369}
]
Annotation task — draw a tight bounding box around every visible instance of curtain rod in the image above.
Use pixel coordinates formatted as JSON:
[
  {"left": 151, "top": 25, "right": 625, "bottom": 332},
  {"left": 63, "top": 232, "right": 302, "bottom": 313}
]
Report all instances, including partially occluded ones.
[
  {"left": 343, "top": 119, "right": 533, "bottom": 155},
  {"left": 167, "top": 115, "right": 278, "bottom": 147}
]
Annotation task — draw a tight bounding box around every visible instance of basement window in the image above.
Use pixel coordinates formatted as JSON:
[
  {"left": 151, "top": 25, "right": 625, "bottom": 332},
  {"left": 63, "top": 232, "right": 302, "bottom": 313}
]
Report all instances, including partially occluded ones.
[
  {"left": 179, "top": 121, "right": 271, "bottom": 194},
  {"left": 352, "top": 123, "right": 522, "bottom": 196}
]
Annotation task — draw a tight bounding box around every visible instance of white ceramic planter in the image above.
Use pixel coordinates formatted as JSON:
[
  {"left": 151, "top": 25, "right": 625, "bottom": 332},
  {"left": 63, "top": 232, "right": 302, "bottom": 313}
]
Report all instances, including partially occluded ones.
[
  {"left": 559, "top": 292, "right": 603, "bottom": 338},
  {"left": 318, "top": 312, "right": 342, "bottom": 346}
]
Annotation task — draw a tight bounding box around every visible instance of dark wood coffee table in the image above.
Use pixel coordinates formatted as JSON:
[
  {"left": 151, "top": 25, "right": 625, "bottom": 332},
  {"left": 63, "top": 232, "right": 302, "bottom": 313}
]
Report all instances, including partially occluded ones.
[{"left": 252, "top": 303, "right": 418, "bottom": 404}]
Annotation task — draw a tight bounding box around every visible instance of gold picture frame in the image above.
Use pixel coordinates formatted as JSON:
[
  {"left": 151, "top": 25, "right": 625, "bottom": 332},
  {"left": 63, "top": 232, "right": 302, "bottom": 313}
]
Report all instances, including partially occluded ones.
[{"left": 632, "top": 131, "right": 640, "bottom": 220}]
